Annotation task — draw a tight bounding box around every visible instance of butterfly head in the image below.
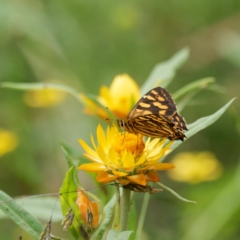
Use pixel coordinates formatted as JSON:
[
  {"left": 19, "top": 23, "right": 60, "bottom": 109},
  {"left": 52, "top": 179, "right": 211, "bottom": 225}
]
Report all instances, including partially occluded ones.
[{"left": 117, "top": 119, "right": 126, "bottom": 129}]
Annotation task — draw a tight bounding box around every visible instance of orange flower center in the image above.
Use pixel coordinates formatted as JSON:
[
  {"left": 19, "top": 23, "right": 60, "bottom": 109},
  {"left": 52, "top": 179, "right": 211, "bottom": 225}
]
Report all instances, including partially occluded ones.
[{"left": 111, "top": 132, "right": 145, "bottom": 157}]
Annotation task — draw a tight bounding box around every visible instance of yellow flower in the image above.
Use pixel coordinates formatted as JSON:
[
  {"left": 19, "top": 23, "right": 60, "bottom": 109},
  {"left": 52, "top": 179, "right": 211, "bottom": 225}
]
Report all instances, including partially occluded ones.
[
  {"left": 167, "top": 152, "right": 223, "bottom": 184},
  {"left": 78, "top": 125, "right": 174, "bottom": 186},
  {"left": 0, "top": 129, "right": 18, "bottom": 157},
  {"left": 23, "top": 89, "right": 66, "bottom": 107},
  {"left": 80, "top": 74, "right": 140, "bottom": 119}
]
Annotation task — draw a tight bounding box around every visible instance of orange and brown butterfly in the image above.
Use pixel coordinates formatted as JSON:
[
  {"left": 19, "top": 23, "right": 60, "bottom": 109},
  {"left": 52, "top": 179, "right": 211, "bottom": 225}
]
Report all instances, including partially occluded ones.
[{"left": 117, "top": 87, "right": 188, "bottom": 141}]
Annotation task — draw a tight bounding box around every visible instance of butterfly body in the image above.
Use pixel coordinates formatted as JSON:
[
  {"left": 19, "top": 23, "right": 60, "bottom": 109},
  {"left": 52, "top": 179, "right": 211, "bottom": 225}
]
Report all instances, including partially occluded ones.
[{"left": 117, "top": 87, "right": 187, "bottom": 141}]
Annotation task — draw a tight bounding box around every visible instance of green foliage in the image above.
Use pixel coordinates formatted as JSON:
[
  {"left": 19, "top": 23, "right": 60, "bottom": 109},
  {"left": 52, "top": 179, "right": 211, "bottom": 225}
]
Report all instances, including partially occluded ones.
[
  {"left": 91, "top": 195, "right": 116, "bottom": 240},
  {"left": 0, "top": 191, "right": 42, "bottom": 240},
  {"left": 170, "top": 98, "right": 235, "bottom": 152},
  {"left": 107, "top": 230, "right": 133, "bottom": 240},
  {"left": 141, "top": 47, "right": 189, "bottom": 94},
  {"left": 59, "top": 166, "right": 80, "bottom": 239}
]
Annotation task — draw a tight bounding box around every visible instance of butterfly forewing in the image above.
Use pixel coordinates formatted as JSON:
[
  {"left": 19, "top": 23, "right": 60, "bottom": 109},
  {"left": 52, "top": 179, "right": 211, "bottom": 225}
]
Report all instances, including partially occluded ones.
[
  {"left": 119, "top": 86, "right": 188, "bottom": 141},
  {"left": 128, "top": 87, "right": 177, "bottom": 119}
]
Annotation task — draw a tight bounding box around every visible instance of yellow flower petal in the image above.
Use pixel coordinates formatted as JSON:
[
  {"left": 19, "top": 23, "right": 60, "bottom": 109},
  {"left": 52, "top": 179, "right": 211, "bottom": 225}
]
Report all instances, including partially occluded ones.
[
  {"left": 112, "top": 170, "right": 129, "bottom": 177},
  {"left": 139, "top": 163, "right": 175, "bottom": 171},
  {"left": 79, "top": 139, "right": 99, "bottom": 160},
  {"left": 106, "top": 74, "right": 140, "bottom": 118},
  {"left": 90, "top": 134, "right": 97, "bottom": 151},
  {"left": 97, "top": 125, "right": 108, "bottom": 152},
  {"left": 96, "top": 145, "right": 109, "bottom": 165},
  {"left": 83, "top": 153, "right": 102, "bottom": 163},
  {"left": 117, "top": 178, "right": 131, "bottom": 186},
  {"left": 108, "top": 147, "right": 120, "bottom": 167},
  {"left": 99, "top": 86, "right": 111, "bottom": 105},
  {"left": 122, "top": 151, "right": 135, "bottom": 170},
  {"left": 145, "top": 172, "right": 159, "bottom": 182},
  {"left": 135, "top": 153, "right": 146, "bottom": 166},
  {"left": 96, "top": 172, "right": 119, "bottom": 183},
  {"left": 127, "top": 173, "right": 146, "bottom": 186},
  {"left": 78, "top": 163, "right": 107, "bottom": 172}
]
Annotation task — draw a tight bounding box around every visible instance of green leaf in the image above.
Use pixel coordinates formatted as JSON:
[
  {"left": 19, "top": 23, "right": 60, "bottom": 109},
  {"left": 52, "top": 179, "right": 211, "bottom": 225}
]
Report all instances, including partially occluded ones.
[
  {"left": 91, "top": 194, "right": 116, "bottom": 240},
  {"left": 0, "top": 82, "right": 80, "bottom": 101},
  {"left": 0, "top": 197, "right": 63, "bottom": 222},
  {"left": 107, "top": 230, "right": 119, "bottom": 240},
  {"left": 173, "top": 77, "right": 215, "bottom": 101},
  {"left": 59, "top": 166, "right": 80, "bottom": 239},
  {"left": 156, "top": 182, "right": 196, "bottom": 203},
  {"left": 107, "top": 230, "right": 133, "bottom": 240},
  {"left": 119, "top": 231, "right": 133, "bottom": 240},
  {"left": 0, "top": 190, "right": 43, "bottom": 239},
  {"left": 176, "top": 90, "right": 200, "bottom": 113},
  {"left": 141, "top": 47, "right": 189, "bottom": 94},
  {"left": 170, "top": 98, "right": 236, "bottom": 152},
  {"left": 61, "top": 145, "right": 76, "bottom": 168}
]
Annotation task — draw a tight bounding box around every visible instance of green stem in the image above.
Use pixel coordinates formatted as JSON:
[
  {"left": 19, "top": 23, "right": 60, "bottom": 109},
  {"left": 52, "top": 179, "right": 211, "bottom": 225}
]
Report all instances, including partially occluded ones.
[
  {"left": 120, "top": 188, "right": 131, "bottom": 231},
  {"left": 135, "top": 193, "right": 150, "bottom": 240},
  {"left": 113, "top": 184, "right": 120, "bottom": 230}
]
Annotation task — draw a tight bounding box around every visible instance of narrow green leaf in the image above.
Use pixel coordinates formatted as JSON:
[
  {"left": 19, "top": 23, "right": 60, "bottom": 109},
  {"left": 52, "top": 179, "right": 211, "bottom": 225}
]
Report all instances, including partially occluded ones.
[
  {"left": 156, "top": 182, "right": 196, "bottom": 203},
  {"left": 0, "top": 197, "right": 62, "bottom": 222},
  {"left": 170, "top": 98, "right": 235, "bottom": 152},
  {"left": 61, "top": 145, "right": 75, "bottom": 168},
  {"left": 91, "top": 194, "right": 116, "bottom": 240},
  {"left": 141, "top": 47, "right": 189, "bottom": 94},
  {"left": 0, "top": 82, "right": 80, "bottom": 101},
  {"left": 173, "top": 77, "right": 215, "bottom": 101},
  {"left": 0, "top": 191, "right": 43, "bottom": 239},
  {"left": 59, "top": 166, "right": 80, "bottom": 239},
  {"left": 176, "top": 90, "right": 200, "bottom": 113}
]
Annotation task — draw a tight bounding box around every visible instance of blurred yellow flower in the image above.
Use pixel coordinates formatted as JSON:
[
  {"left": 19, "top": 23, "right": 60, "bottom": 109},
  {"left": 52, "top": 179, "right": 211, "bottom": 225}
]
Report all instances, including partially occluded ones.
[
  {"left": 0, "top": 129, "right": 18, "bottom": 157},
  {"left": 78, "top": 125, "right": 174, "bottom": 187},
  {"left": 80, "top": 74, "right": 140, "bottom": 119},
  {"left": 167, "top": 152, "right": 223, "bottom": 184},
  {"left": 23, "top": 89, "right": 66, "bottom": 107}
]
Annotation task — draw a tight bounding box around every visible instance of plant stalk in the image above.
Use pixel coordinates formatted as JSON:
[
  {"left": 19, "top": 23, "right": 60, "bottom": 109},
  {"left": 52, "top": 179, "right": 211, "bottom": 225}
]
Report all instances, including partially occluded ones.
[{"left": 120, "top": 188, "right": 131, "bottom": 231}]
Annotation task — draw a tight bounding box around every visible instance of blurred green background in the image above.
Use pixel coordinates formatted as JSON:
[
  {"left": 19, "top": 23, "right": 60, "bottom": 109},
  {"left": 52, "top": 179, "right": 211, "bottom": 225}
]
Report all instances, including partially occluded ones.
[{"left": 0, "top": 0, "right": 240, "bottom": 239}]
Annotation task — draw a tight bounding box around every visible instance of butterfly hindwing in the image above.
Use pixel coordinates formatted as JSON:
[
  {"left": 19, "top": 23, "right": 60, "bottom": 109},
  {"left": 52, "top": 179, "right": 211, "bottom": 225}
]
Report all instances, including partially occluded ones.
[
  {"left": 127, "top": 114, "right": 177, "bottom": 139},
  {"left": 169, "top": 112, "right": 188, "bottom": 131}
]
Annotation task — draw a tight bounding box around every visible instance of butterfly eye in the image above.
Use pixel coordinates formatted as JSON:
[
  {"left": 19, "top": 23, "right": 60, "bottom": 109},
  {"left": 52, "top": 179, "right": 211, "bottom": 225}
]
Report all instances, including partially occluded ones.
[{"left": 117, "top": 120, "right": 124, "bottom": 128}]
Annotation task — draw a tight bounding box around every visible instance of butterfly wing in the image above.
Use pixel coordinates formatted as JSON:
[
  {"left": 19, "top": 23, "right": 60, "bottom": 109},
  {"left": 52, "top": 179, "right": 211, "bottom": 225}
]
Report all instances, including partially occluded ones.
[
  {"left": 169, "top": 112, "right": 188, "bottom": 131},
  {"left": 128, "top": 87, "right": 187, "bottom": 131},
  {"left": 126, "top": 114, "right": 185, "bottom": 140},
  {"left": 128, "top": 87, "right": 176, "bottom": 118}
]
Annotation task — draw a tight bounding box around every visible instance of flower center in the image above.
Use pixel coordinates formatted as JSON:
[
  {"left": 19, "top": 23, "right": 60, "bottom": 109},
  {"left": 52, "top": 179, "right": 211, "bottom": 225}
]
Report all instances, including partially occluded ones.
[{"left": 111, "top": 132, "right": 145, "bottom": 156}]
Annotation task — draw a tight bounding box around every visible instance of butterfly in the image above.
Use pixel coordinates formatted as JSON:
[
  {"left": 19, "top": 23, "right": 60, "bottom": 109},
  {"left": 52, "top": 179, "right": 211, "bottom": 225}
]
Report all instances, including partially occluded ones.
[{"left": 117, "top": 87, "right": 188, "bottom": 141}]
